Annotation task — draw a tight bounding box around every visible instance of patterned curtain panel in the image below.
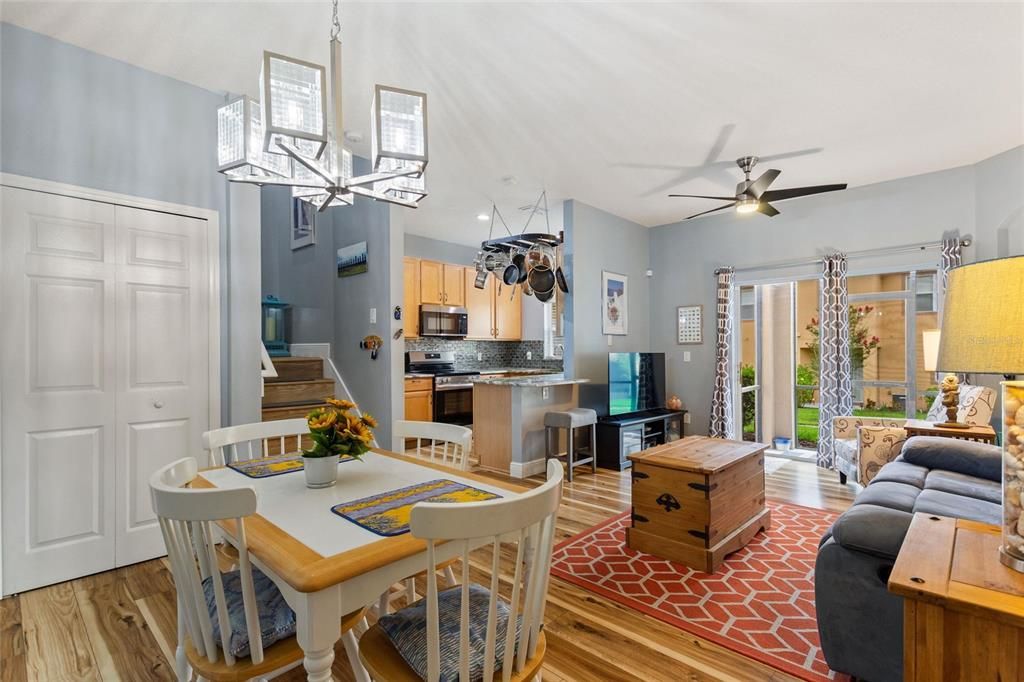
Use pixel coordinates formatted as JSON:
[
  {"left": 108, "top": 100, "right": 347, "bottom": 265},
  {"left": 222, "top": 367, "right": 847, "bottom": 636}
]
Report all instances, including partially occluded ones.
[
  {"left": 817, "top": 254, "right": 853, "bottom": 469},
  {"left": 709, "top": 268, "right": 734, "bottom": 438},
  {"left": 939, "top": 236, "right": 963, "bottom": 318}
]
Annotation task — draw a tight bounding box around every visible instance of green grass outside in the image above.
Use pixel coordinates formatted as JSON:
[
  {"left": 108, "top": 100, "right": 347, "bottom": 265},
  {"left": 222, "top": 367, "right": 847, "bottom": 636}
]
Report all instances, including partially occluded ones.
[{"left": 744, "top": 405, "right": 929, "bottom": 447}]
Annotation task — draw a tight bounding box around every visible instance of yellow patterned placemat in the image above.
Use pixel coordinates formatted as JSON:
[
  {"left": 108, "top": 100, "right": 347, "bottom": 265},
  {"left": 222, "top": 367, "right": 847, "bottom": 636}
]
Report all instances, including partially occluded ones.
[
  {"left": 228, "top": 452, "right": 355, "bottom": 478},
  {"left": 331, "top": 479, "right": 501, "bottom": 536}
]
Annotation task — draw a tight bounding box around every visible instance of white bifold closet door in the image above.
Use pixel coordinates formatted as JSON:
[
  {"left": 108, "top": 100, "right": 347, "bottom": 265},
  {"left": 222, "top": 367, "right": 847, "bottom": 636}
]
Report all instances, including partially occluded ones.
[{"left": 1, "top": 186, "right": 211, "bottom": 594}]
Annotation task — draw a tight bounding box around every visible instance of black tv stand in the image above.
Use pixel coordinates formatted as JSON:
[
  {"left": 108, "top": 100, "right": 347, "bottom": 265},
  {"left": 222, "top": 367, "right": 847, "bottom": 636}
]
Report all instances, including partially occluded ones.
[{"left": 596, "top": 409, "right": 686, "bottom": 470}]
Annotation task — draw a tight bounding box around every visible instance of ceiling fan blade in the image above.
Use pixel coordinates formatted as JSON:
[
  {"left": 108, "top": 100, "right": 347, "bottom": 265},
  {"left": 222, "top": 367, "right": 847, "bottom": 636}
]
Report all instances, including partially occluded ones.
[
  {"left": 685, "top": 203, "right": 736, "bottom": 220},
  {"left": 703, "top": 123, "right": 736, "bottom": 164},
  {"left": 756, "top": 147, "right": 824, "bottom": 163},
  {"left": 746, "top": 169, "right": 781, "bottom": 198},
  {"left": 757, "top": 202, "right": 780, "bottom": 217},
  {"left": 668, "top": 193, "right": 738, "bottom": 200},
  {"left": 760, "top": 183, "right": 848, "bottom": 203}
]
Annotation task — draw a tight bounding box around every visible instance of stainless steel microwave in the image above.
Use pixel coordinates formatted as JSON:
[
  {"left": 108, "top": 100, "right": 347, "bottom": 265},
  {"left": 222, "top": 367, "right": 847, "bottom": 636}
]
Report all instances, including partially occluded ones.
[{"left": 419, "top": 304, "right": 468, "bottom": 337}]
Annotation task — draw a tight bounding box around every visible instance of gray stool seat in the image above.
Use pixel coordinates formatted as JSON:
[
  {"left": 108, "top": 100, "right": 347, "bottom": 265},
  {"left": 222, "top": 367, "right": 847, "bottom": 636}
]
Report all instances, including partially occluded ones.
[
  {"left": 544, "top": 409, "right": 598, "bottom": 482},
  {"left": 544, "top": 408, "right": 597, "bottom": 429}
]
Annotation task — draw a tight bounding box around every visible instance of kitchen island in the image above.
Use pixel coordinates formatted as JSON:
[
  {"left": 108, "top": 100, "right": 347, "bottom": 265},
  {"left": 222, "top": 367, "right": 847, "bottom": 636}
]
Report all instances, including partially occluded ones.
[{"left": 471, "top": 374, "right": 590, "bottom": 478}]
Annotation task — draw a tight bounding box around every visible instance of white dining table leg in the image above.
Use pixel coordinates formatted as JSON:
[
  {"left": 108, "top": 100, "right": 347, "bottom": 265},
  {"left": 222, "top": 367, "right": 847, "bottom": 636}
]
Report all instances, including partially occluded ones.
[{"left": 294, "top": 587, "right": 342, "bottom": 682}]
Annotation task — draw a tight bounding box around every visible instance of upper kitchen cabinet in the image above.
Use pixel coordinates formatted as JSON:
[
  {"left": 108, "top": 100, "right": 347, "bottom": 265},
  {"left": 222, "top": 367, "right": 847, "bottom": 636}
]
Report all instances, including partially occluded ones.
[
  {"left": 464, "top": 268, "right": 522, "bottom": 340},
  {"left": 465, "top": 268, "right": 494, "bottom": 339},
  {"left": 419, "top": 259, "right": 444, "bottom": 304},
  {"left": 403, "top": 257, "right": 421, "bottom": 337},
  {"left": 419, "top": 259, "right": 465, "bottom": 306},
  {"left": 493, "top": 281, "right": 522, "bottom": 340}
]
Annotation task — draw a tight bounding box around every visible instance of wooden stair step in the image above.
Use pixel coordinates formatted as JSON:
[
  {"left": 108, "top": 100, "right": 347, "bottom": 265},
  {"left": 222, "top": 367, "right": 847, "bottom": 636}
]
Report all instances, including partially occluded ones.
[
  {"left": 263, "top": 379, "right": 335, "bottom": 407},
  {"left": 262, "top": 403, "right": 324, "bottom": 422},
  {"left": 266, "top": 356, "right": 324, "bottom": 383}
]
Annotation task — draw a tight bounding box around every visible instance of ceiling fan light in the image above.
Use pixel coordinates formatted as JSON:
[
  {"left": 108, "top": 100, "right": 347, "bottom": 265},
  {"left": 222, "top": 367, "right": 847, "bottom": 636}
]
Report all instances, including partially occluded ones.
[{"left": 736, "top": 197, "right": 759, "bottom": 214}]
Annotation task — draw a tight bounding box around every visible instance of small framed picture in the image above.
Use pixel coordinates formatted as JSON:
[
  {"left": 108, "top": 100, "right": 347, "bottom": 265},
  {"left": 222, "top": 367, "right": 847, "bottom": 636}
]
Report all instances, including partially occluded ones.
[
  {"left": 291, "top": 198, "right": 316, "bottom": 250},
  {"left": 602, "top": 271, "right": 628, "bottom": 335},
  {"left": 677, "top": 304, "right": 703, "bottom": 344},
  {"left": 337, "top": 241, "right": 369, "bottom": 277}
]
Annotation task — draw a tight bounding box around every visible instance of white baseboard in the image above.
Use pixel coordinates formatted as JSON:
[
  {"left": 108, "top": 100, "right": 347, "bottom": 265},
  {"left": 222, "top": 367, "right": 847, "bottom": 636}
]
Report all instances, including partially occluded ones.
[{"left": 509, "top": 458, "right": 548, "bottom": 479}]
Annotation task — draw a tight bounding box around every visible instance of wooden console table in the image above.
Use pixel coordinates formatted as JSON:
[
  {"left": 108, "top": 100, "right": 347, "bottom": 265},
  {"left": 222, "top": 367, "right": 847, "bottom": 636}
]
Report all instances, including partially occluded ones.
[
  {"left": 889, "top": 514, "right": 1024, "bottom": 681},
  {"left": 903, "top": 419, "right": 996, "bottom": 444}
]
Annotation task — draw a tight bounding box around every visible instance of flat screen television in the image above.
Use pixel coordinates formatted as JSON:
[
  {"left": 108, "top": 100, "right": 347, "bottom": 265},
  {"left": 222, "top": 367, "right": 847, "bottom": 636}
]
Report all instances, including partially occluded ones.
[{"left": 608, "top": 352, "right": 666, "bottom": 417}]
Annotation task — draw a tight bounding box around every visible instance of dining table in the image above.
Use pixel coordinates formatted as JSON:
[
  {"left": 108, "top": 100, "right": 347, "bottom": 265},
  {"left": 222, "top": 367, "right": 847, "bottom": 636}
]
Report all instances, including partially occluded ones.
[{"left": 194, "top": 448, "right": 527, "bottom": 682}]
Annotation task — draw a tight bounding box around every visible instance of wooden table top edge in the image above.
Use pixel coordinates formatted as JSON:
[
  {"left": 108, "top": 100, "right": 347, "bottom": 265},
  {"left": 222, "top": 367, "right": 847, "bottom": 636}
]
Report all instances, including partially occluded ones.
[
  {"left": 889, "top": 513, "right": 1024, "bottom": 628},
  {"left": 627, "top": 435, "right": 768, "bottom": 472},
  {"left": 193, "top": 448, "right": 529, "bottom": 593}
]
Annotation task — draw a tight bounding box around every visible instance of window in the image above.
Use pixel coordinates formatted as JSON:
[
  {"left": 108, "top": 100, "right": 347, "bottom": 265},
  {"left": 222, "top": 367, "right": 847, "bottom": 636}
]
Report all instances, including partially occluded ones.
[
  {"left": 740, "top": 287, "right": 756, "bottom": 321},
  {"left": 915, "top": 273, "right": 937, "bottom": 313},
  {"left": 544, "top": 290, "right": 564, "bottom": 359}
]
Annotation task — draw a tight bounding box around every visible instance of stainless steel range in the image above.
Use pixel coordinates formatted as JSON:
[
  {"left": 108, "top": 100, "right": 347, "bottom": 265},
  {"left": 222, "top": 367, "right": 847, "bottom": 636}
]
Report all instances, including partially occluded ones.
[{"left": 405, "top": 351, "right": 480, "bottom": 426}]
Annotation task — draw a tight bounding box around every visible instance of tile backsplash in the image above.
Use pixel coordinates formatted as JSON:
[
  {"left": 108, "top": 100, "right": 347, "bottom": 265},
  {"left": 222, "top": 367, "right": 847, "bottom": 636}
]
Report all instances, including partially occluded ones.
[{"left": 406, "top": 338, "right": 563, "bottom": 371}]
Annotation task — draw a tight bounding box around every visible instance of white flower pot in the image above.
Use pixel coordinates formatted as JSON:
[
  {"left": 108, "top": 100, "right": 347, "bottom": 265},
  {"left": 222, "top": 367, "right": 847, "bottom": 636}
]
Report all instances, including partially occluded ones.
[{"left": 303, "top": 456, "right": 338, "bottom": 489}]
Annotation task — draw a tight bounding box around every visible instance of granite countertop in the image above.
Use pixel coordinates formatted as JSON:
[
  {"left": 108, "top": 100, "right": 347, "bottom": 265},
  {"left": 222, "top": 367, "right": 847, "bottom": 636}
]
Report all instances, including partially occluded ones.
[
  {"left": 470, "top": 373, "right": 589, "bottom": 387},
  {"left": 476, "top": 368, "right": 561, "bottom": 376}
]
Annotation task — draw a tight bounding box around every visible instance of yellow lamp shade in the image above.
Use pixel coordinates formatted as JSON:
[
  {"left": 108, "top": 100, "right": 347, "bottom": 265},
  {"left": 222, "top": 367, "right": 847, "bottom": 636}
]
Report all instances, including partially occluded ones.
[{"left": 937, "top": 255, "right": 1024, "bottom": 374}]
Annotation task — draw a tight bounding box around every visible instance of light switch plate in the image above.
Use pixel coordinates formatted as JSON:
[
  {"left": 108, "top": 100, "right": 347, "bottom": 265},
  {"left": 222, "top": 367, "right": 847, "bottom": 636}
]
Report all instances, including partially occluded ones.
[
  {"left": 684, "top": 351, "right": 691, "bottom": 362},
  {"left": 477, "top": 352, "right": 483, "bottom": 361},
  {"left": 527, "top": 351, "right": 533, "bottom": 360},
  {"left": 683, "top": 413, "right": 691, "bottom": 424},
  {"left": 370, "top": 308, "right": 377, "bottom": 324},
  {"left": 542, "top": 387, "right": 550, "bottom": 400}
]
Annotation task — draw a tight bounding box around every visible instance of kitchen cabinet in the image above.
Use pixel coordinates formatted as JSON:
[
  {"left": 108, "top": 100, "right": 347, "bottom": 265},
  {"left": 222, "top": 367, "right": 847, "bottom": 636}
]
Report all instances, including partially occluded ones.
[
  {"left": 403, "top": 257, "right": 421, "bottom": 337},
  {"left": 419, "top": 260, "right": 465, "bottom": 306},
  {"left": 443, "top": 264, "right": 466, "bottom": 306},
  {"left": 419, "top": 260, "right": 444, "bottom": 305},
  {"left": 493, "top": 281, "right": 522, "bottom": 340},
  {"left": 404, "top": 377, "right": 433, "bottom": 421},
  {"left": 465, "top": 269, "right": 494, "bottom": 339},
  {"left": 463, "top": 269, "right": 522, "bottom": 340}
]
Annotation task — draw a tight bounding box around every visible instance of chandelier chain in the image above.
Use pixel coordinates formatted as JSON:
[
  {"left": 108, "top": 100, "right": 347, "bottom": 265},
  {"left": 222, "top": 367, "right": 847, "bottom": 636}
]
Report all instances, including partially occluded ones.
[{"left": 330, "top": 0, "right": 341, "bottom": 40}]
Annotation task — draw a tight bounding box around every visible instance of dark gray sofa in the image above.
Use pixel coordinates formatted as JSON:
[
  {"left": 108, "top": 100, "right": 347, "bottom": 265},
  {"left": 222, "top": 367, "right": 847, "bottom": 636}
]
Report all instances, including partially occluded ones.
[{"left": 815, "top": 436, "right": 1002, "bottom": 682}]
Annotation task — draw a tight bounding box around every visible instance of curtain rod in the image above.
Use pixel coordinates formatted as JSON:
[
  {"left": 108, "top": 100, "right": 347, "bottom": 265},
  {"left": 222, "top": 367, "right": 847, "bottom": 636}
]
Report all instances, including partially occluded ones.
[{"left": 728, "top": 237, "right": 971, "bottom": 275}]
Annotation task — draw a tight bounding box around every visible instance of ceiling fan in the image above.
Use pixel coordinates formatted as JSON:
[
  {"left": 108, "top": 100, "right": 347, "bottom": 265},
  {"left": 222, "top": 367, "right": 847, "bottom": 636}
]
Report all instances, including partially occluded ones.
[{"left": 669, "top": 156, "right": 847, "bottom": 219}]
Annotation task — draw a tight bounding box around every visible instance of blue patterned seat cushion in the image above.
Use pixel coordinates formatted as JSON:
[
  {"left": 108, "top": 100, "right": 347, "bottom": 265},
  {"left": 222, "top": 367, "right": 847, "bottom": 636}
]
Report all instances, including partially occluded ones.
[
  {"left": 201, "top": 567, "right": 296, "bottom": 658},
  {"left": 378, "top": 584, "right": 522, "bottom": 682}
]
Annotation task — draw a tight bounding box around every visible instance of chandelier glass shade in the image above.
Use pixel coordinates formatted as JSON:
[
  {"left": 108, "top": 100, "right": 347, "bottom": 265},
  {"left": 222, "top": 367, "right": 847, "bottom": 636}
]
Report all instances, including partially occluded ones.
[{"left": 216, "top": 2, "right": 428, "bottom": 212}]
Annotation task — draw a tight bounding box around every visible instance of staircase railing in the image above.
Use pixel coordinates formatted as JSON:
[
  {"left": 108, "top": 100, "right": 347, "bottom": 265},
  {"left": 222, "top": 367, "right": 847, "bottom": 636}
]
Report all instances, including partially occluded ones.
[{"left": 260, "top": 342, "right": 278, "bottom": 398}]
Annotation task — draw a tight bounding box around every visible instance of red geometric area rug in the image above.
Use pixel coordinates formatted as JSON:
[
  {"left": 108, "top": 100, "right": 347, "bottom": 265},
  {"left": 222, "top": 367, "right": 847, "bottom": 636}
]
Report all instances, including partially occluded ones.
[{"left": 550, "top": 501, "right": 848, "bottom": 682}]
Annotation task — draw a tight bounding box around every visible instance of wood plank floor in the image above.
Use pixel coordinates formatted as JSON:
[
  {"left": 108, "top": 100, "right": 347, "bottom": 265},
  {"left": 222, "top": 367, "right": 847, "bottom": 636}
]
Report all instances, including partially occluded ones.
[{"left": 0, "top": 458, "right": 855, "bottom": 682}]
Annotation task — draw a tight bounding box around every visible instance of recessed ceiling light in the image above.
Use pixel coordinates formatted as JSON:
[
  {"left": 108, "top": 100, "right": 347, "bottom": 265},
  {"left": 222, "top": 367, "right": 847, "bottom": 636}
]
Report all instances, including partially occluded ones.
[{"left": 477, "top": 213, "right": 490, "bottom": 221}]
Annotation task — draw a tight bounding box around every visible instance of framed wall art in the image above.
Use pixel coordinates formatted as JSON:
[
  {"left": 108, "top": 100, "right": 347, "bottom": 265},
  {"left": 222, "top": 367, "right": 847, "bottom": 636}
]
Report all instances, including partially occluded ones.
[
  {"left": 602, "top": 271, "right": 628, "bottom": 335},
  {"left": 677, "top": 304, "right": 703, "bottom": 344},
  {"left": 290, "top": 198, "right": 316, "bottom": 250}
]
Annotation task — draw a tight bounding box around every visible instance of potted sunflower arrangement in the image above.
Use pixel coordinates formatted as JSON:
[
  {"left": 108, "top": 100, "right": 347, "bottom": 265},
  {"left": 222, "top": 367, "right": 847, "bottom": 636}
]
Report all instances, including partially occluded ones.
[{"left": 302, "top": 398, "right": 377, "bottom": 488}]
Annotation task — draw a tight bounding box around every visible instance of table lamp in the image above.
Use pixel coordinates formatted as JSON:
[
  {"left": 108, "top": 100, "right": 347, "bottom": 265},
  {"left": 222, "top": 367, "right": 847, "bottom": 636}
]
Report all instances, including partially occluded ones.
[
  {"left": 922, "top": 329, "right": 965, "bottom": 427},
  {"left": 936, "top": 255, "right": 1024, "bottom": 572}
]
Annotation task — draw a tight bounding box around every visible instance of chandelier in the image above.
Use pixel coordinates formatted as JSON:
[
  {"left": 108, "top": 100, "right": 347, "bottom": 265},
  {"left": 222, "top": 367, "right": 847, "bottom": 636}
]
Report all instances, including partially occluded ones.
[{"left": 215, "top": 0, "right": 428, "bottom": 211}]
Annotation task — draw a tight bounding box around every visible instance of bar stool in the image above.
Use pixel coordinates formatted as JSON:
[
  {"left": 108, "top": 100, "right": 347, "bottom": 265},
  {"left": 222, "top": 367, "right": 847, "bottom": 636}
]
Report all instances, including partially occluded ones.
[{"left": 544, "top": 408, "right": 598, "bottom": 482}]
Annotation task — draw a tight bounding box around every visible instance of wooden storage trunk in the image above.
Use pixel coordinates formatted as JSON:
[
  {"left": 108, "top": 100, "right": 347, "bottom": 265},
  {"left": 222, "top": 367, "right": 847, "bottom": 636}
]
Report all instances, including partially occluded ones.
[{"left": 626, "top": 436, "right": 769, "bottom": 573}]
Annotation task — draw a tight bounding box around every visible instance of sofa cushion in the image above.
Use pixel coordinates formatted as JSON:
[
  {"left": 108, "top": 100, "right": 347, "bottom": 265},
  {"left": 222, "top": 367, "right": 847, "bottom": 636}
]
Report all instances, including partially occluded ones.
[
  {"left": 912, "top": 489, "right": 1001, "bottom": 526},
  {"left": 853, "top": 481, "right": 922, "bottom": 513},
  {"left": 829, "top": 504, "right": 914, "bottom": 560},
  {"left": 901, "top": 436, "right": 1001, "bottom": 482},
  {"left": 925, "top": 470, "right": 1001, "bottom": 504},
  {"left": 870, "top": 461, "right": 929, "bottom": 489}
]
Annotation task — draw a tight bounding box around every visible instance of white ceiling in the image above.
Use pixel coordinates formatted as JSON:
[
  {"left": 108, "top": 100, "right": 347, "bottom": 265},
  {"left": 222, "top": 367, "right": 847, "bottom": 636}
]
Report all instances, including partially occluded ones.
[{"left": 3, "top": 2, "right": 1022, "bottom": 246}]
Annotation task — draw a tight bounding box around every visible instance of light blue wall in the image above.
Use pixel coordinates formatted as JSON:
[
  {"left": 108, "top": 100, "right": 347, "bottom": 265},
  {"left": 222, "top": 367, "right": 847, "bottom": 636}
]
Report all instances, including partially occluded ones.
[
  {"left": 0, "top": 22, "right": 261, "bottom": 425},
  {"left": 648, "top": 146, "right": 1024, "bottom": 435},
  {"left": 562, "top": 200, "right": 651, "bottom": 410}
]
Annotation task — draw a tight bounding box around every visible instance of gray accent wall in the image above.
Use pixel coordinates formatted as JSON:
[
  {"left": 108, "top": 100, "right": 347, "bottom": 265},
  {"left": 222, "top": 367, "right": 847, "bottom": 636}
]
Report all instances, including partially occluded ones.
[
  {"left": 261, "top": 158, "right": 402, "bottom": 446},
  {"left": 648, "top": 146, "right": 1024, "bottom": 435},
  {"left": 562, "top": 200, "right": 650, "bottom": 398},
  {"left": 0, "top": 22, "right": 261, "bottom": 426}
]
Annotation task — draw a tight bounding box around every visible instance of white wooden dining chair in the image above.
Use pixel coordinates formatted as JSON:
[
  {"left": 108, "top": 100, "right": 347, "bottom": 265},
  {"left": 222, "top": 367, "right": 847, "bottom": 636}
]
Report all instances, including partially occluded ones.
[
  {"left": 359, "top": 459, "right": 564, "bottom": 682},
  {"left": 150, "top": 457, "right": 367, "bottom": 682},
  {"left": 393, "top": 420, "right": 472, "bottom": 471},
  {"left": 203, "top": 418, "right": 309, "bottom": 467}
]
